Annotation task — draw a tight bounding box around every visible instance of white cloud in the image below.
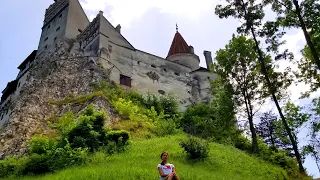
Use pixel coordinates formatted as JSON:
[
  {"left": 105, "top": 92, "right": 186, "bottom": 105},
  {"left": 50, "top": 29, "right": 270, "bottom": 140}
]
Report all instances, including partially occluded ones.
[{"left": 80, "top": 0, "right": 217, "bottom": 27}]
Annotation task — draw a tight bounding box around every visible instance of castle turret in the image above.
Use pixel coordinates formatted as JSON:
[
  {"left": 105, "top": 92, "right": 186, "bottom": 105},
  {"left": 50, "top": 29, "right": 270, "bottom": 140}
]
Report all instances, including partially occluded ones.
[
  {"left": 37, "top": 0, "right": 90, "bottom": 55},
  {"left": 166, "top": 26, "right": 200, "bottom": 71}
]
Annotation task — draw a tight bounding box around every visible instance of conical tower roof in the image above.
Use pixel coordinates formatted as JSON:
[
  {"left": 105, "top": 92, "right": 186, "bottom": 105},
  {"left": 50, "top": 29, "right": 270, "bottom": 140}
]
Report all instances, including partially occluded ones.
[{"left": 166, "top": 30, "right": 190, "bottom": 58}]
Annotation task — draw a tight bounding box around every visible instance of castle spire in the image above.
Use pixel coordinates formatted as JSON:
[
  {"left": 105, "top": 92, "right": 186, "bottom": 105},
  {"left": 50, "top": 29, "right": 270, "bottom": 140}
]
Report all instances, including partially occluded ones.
[{"left": 166, "top": 26, "right": 189, "bottom": 58}]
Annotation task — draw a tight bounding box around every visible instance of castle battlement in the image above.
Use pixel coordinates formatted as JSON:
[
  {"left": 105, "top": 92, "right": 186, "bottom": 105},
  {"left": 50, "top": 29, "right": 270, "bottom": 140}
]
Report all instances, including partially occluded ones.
[
  {"left": 77, "top": 13, "right": 101, "bottom": 48},
  {"left": 44, "top": 0, "right": 69, "bottom": 26}
]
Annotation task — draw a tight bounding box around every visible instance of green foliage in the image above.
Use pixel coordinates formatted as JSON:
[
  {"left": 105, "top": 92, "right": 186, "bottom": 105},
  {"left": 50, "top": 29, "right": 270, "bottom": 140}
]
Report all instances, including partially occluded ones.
[
  {"left": 180, "top": 103, "right": 216, "bottom": 138},
  {"left": 29, "top": 135, "right": 58, "bottom": 155},
  {"left": 152, "top": 118, "right": 178, "bottom": 137},
  {"left": 67, "top": 110, "right": 108, "bottom": 151},
  {"left": 141, "top": 93, "right": 179, "bottom": 119},
  {"left": 180, "top": 136, "right": 209, "bottom": 160},
  {"left": 234, "top": 135, "right": 252, "bottom": 153},
  {"left": 106, "top": 130, "right": 130, "bottom": 147}
]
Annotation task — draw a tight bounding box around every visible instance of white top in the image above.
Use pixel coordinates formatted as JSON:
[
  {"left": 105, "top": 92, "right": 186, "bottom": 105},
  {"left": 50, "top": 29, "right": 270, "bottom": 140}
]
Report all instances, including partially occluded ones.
[{"left": 157, "top": 163, "right": 175, "bottom": 180}]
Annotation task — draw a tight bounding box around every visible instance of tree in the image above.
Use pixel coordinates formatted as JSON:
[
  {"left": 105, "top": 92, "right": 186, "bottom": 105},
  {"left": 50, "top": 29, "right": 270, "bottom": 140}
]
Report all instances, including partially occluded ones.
[
  {"left": 214, "top": 35, "right": 265, "bottom": 153},
  {"left": 211, "top": 77, "right": 240, "bottom": 143},
  {"left": 302, "top": 97, "right": 320, "bottom": 173},
  {"left": 256, "top": 111, "right": 279, "bottom": 147},
  {"left": 296, "top": 31, "right": 320, "bottom": 97},
  {"left": 264, "top": 0, "right": 320, "bottom": 70},
  {"left": 215, "top": 0, "right": 306, "bottom": 173}
]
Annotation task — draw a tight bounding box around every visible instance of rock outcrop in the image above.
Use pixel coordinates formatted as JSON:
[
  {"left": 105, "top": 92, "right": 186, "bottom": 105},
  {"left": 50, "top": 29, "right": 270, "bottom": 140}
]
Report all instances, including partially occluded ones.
[{"left": 0, "top": 39, "right": 117, "bottom": 157}]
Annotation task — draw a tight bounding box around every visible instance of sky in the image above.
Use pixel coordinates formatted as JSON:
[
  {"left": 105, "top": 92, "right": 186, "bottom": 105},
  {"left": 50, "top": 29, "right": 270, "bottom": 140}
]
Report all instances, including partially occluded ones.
[{"left": 0, "top": 0, "right": 319, "bottom": 177}]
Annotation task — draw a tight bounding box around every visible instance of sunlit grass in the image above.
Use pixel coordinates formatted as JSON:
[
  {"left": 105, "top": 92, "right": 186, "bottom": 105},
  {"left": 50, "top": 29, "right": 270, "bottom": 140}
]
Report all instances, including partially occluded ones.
[{"left": 3, "top": 134, "right": 288, "bottom": 180}]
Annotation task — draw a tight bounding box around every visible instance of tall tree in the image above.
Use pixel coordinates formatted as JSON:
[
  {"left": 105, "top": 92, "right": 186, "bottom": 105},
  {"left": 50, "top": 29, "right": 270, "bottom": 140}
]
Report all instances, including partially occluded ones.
[
  {"left": 296, "top": 31, "right": 320, "bottom": 97},
  {"left": 302, "top": 97, "right": 320, "bottom": 173},
  {"left": 264, "top": 0, "right": 320, "bottom": 70},
  {"left": 256, "top": 111, "right": 294, "bottom": 155},
  {"left": 256, "top": 111, "right": 279, "bottom": 147},
  {"left": 215, "top": 0, "right": 306, "bottom": 173},
  {"left": 214, "top": 35, "right": 265, "bottom": 153}
]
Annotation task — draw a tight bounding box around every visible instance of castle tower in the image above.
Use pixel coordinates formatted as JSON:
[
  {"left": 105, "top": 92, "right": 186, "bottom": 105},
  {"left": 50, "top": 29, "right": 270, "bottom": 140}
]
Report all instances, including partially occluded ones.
[
  {"left": 37, "top": 0, "right": 89, "bottom": 55},
  {"left": 166, "top": 26, "right": 200, "bottom": 71}
]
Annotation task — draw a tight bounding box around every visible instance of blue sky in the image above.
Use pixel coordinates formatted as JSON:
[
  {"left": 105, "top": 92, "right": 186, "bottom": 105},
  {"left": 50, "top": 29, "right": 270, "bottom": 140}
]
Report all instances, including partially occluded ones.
[{"left": 0, "top": 0, "right": 318, "bottom": 177}]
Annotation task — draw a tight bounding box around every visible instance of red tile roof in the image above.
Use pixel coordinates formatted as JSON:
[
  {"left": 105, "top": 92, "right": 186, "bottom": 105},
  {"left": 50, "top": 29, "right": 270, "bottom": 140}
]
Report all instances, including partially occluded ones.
[{"left": 167, "top": 31, "right": 189, "bottom": 58}]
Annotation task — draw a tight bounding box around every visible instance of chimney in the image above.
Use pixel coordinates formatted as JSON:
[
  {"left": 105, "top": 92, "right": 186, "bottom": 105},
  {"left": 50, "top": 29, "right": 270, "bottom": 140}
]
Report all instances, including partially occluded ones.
[
  {"left": 204, "top": 50, "right": 213, "bottom": 70},
  {"left": 99, "top": 10, "right": 103, "bottom": 16},
  {"left": 116, "top": 24, "right": 121, "bottom": 34},
  {"left": 189, "top": 45, "right": 194, "bottom": 54}
]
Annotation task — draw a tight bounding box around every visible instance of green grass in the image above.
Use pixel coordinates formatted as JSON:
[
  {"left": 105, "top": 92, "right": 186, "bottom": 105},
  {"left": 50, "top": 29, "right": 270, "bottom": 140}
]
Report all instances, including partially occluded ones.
[{"left": 2, "top": 134, "right": 287, "bottom": 180}]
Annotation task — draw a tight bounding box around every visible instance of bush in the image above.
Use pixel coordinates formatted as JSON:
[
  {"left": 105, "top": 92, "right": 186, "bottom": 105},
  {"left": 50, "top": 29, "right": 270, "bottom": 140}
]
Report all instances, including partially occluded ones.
[
  {"left": 29, "top": 135, "right": 58, "bottom": 155},
  {"left": 234, "top": 135, "right": 251, "bottom": 153},
  {"left": 0, "top": 156, "right": 27, "bottom": 178},
  {"left": 180, "top": 103, "right": 217, "bottom": 139},
  {"left": 180, "top": 136, "right": 209, "bottom": 160},
  {"left": 66, "top": 106, "right": 108, "bottom": 151},
  {"left": 106, "top": 130, "right": 130, "bottom": 147},
  {"left": 142, "top": 93, "right": 179, "bottom": 119},
  {"left": 22, "top": 143, "right": 88, "bottom": 175},
  {"left": 153, "top": 119, "right": 178, "bottom": 136}
]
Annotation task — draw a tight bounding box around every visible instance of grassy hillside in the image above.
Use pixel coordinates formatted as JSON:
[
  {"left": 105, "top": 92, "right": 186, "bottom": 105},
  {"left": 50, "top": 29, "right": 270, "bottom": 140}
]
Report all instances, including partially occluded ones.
[{"left": 3, "top": 134, "right": 288, "bottom": 180}]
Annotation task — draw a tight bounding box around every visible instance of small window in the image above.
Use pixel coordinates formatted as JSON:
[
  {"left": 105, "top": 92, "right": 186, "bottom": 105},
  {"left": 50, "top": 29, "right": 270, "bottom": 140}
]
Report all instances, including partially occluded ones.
[
  {"left": 174, "top": 72, "right": 180, "bottom": 76},
  {"left": 137, "top": 61, "right": 140, "bottom": 65},
  {"left": 18, "top": 82, "right": 20, "bottom": 87},
  {"left": 45, "top": 45, "right": 48, "bottom": 49},
  {"left": 1, "top": 114, "right": 3, "bottom": 120},
  {"left": 163, "top": 68, "right": 167, "bottom": 72},
  {"left": 120, "top": 75, "right": 131, "bottom": 87},
  {"left": 44, "top": 37, "right": 48, "bottom": 42},
  {"left": 151, "top": 64, "right": 156, "bottom": 68},
  {"left": 54, "top": 37, "right": 57, "bottom": 42},
  {"left": 207, "top": 76, "right": 210, "bottom": 80},
  {"left": 56, "top": 27, "right": 60, "bottom": 31},
  {"left": 59, "top": 14, "right": 62, "bottom": 18},
  {"left": 48, "top": 25, "right": 50, "bottom": 29},
  {"left": 158, "top": 90, "right": 165, "bottom": 95},
  {"left": 187, "top": 90, "right": 191, "bottom": 94}
]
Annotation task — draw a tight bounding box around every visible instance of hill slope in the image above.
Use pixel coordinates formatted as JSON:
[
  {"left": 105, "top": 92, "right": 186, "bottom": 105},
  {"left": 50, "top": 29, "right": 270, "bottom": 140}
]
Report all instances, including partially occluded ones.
[{"left": 4, "top": 135, "right": 287, "bottom": 180}]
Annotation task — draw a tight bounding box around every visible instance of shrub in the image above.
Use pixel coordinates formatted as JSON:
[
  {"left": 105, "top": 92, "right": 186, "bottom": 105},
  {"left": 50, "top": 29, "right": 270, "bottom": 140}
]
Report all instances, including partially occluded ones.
[
  {"left": 106, "top": 130, "right": 130, "bottom": 147},
  {"left": 180, "top": 136, "right": 209, "bottom": 160},
  {"left": 153, "top": 119, "right": 178, "bottom": 136},
  {"left": 113, "top": 98, "right": 139, "bottom": 119},
  {"left": 142, "top": 93, "right": 179, "bottom": 119},
  {"left": 233, "top": 135, "right": 251, "bottom": 153},
  {"left": 180, "top": 103, "right": 217, "bottom": 139},
  {"left": 0, "top": 156, "right": 27, "bottom": 178},
  {"left": 67, "top": 109, "right": 108, "bottom": 152},
  {"left": 22, "top": 143, "right": 88, "bottom": 175},
  {"left": 29, "top": 135, "right": 58, "bottom": 155}
]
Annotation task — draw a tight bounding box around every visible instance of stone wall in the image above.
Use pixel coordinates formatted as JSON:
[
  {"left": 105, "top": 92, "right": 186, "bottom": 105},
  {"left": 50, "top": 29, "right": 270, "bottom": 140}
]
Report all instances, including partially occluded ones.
[
  {"left": 0, "top": 39, "right": 117, "bottom": 157},
  {"left": 100, "top": 41, "right": 195, "bottom": 110}
]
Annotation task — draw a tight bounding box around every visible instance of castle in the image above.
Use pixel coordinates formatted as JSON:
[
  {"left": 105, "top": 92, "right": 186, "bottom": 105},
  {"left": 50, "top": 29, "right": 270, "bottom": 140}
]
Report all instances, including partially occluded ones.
[{"left": 0, "top": 0, "right": 216, "bottom": 129}]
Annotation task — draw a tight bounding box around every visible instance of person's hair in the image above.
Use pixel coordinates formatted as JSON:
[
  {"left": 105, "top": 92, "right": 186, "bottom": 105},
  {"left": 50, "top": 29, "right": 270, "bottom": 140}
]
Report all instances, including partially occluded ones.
[{"left": 160, "top": 152, "right": 168, "bottom": 165}]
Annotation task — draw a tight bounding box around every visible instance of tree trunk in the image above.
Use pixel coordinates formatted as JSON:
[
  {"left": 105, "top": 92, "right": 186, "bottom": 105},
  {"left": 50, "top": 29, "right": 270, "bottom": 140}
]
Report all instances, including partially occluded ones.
[
  {"left": 242, "top": 89, "right": 258, "bottom": 153},
  {"left": 250, "top": 27, "right": 306, "bottom": 174},
  {"left": 292, "top": 0, "right": 320, "bottom": 70}
]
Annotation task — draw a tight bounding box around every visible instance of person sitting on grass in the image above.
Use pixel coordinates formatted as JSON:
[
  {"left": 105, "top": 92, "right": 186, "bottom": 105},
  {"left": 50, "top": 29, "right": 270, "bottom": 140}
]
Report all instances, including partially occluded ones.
[{"left": 157, "top": 152, "right": 180, "bottom": 180}]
